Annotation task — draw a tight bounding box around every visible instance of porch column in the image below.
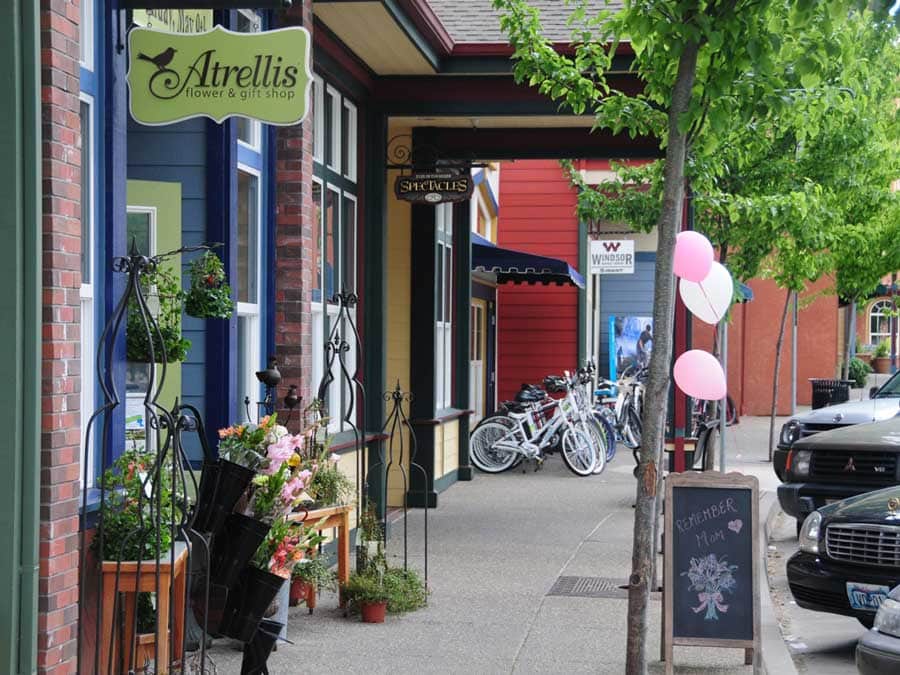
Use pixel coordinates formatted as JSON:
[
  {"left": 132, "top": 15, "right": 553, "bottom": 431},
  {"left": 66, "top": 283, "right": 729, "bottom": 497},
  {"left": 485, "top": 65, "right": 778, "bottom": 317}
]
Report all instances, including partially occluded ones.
[{"left": 454, "top": 204, "right": 473, "bottom": 481}]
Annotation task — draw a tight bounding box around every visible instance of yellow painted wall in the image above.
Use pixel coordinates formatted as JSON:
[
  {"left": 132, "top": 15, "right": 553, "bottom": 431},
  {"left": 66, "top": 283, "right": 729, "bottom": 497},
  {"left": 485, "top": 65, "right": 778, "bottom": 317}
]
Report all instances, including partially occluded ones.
[
  {"left": 436, "top": 420, "right": 459, "bottom": 479},
  {"left": 385, "top": 121, "right": 412, "bottom": 507}
]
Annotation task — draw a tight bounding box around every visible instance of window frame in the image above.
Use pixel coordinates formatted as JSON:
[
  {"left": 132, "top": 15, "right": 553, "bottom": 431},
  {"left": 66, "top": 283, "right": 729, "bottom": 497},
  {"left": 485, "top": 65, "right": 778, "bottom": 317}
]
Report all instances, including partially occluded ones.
[
  {"left": 870, "top": 299, "right": 894, "bottom": 346},
  {"left": 342, "top": 99, "right": 357, "bottom": 182},
  {"left": 236, "top": 163, "right": 263, "bottom": 421},
  {"left": 325, "top": 83, "right": 342, "bottom": 175},
  {"left": 434, "top": 203, "right": 453, "bottom": 411},
  {"left": 312, "top": 76, "right": 324, "bottom": 165},
  {"left": 79, "top": 92, "right": 96, "bottom": 486},
  {"left": 80, "top": 0, "right": 94, "bottom": 70},
  {"left": 235, "top": 9, "right": 262, "bottom": 152}
]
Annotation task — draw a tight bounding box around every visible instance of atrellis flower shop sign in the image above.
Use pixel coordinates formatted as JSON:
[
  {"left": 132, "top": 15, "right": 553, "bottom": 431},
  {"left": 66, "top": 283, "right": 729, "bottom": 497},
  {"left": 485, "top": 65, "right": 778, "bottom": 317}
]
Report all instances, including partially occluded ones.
[{"left": 128, "top": 25, "right": 311, "bottom": 126}]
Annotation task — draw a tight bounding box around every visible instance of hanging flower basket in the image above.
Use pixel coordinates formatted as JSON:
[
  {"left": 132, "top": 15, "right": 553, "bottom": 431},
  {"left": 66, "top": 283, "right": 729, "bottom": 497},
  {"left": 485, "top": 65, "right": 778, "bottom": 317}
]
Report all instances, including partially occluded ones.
[
  {"left": 126, "top": 264, "right": 191, "bottom": 364},
  {"left": 185, "top": 250, "right": 234, "bottom": 320}
]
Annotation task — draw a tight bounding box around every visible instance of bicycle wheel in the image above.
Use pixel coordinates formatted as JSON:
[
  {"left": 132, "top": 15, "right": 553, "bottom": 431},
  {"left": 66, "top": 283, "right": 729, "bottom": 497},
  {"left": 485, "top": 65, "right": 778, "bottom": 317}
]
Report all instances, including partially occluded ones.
[
  {"left": 561, "top": 425, "right": 597, "bottom": 477},
  {"left": 474, "top": 413, "right": 523, "bottom": 469},
  {"left": 586, "top": 417, "right": 608, "bottom": 474},
  {"left": 593, "top": 410, "right": 617, "bottom": 462},
  {"left": 625, "top": 407, "right": 642, "bottom": 448},
  {"left": 469, "top": 420, "right": 520, "bottom": 473}
]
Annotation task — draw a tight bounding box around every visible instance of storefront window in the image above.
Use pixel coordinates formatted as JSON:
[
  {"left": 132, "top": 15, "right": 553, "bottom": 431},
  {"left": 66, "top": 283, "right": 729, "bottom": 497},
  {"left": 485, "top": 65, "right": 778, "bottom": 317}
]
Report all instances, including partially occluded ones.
[
  {"left": 236, "top": 10, "right": 261, "bottom": 149},
  {"left": 237, "top": 167, "right": 261, "bottom": 421},
  {"left": 79, "top": 96, "right": 95, "bottom": 485},
  {"left": 870, "top": 300, "right": 894, "bottom": 346},
  {"left": 312, "top": 77, "right": 358, "bottom": 431},
  {"left": 435, "top": 203, "right": 453, "bottom": 410}
]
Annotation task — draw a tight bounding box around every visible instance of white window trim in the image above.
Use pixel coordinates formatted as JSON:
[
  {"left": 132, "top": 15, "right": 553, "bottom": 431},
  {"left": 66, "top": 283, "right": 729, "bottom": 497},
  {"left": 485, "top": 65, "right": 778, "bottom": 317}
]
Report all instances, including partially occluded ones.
[
  {"left": 312, "top": 76, "right": 324, "bottom": 164},
  {"left": 342, "top": 192, "right": 358, "bottom": 292},
  {"left": 342, "top": 99, "right": 357, "bottom": 182},
  {"left": 435, "top": 204, "right": 453, "bottom": 410},
  {"left": 236, "top": 10, "right": 263, "bottom": 151},
  {"left": 870, "top": 300, "right": 894, "bottom": 345},
  {"left": 80, "top": 93, "right": 95, "bottom": 486},
  {"left": 326, "top": 83, "right": 341, "bottom": 175},
  {"left": 326, "top": 184, "right": 342, "bottom": 302},
  {"left": 237, "top": 164, "right": 263, "bottom": 420},
  {"left": 80, "top": 0, "right": 94, "bottom": 70}
]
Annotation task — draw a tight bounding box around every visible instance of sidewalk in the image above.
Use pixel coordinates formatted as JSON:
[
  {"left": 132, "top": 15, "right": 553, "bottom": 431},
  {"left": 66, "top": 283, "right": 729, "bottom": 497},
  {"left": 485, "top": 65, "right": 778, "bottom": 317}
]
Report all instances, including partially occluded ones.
[{"left": 208, "top": 416, "right": 790, "bottom": 674}]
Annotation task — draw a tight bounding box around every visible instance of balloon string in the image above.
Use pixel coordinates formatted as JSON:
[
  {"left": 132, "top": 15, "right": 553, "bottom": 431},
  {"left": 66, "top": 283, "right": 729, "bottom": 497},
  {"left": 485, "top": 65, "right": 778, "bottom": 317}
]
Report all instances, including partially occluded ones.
[{"left": 698, "top": 281, "right": 720, "bottom": 322}]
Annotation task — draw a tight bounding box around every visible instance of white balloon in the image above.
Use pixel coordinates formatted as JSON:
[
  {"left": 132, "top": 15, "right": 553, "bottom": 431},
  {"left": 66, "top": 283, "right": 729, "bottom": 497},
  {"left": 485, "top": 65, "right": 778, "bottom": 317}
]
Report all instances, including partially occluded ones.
[{"left": 679, "top": 261, "right": 733, "bottom": 324}]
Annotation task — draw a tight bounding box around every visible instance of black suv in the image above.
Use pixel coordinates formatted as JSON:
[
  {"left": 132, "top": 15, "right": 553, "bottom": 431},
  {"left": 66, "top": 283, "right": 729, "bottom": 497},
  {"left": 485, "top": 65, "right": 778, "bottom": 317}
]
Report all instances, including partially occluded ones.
[
  {"left": 788, "top": 482, "right": 900, "bottom": 626},
  {"left": 778, "top": 416, "right": 900, "bottom": 530}
]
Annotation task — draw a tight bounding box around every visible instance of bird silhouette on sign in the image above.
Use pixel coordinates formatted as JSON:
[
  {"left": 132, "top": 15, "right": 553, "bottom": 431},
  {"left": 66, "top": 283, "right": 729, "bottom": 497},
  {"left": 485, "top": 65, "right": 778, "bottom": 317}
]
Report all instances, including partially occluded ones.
[{"left": 137, "top": 47, "right": 177, "bottom": 71}]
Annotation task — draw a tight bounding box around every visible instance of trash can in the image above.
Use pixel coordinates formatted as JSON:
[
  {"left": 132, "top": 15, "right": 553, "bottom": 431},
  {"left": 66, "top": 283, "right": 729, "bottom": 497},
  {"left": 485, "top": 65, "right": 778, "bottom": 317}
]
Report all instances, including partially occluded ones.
[{"left": 809, "top": 379, "right": 853, "bottom": 410}]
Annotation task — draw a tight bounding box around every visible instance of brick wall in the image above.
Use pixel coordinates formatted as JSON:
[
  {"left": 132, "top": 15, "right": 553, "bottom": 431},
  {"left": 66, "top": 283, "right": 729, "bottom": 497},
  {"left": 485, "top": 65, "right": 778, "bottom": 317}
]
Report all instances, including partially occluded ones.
[
  {"left": 39, "top": 0, "right": 82, "bottom": 672},
  {"left": 274, "top": 1, "right": 315, "bottom": 404}
]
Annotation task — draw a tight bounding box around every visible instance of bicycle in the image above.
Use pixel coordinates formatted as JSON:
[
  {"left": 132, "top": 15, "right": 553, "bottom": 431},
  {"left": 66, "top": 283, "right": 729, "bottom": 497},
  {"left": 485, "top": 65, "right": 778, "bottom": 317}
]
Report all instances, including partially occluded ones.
[{"left": 469, "top": 373, "right": 599, "bottom": 477}]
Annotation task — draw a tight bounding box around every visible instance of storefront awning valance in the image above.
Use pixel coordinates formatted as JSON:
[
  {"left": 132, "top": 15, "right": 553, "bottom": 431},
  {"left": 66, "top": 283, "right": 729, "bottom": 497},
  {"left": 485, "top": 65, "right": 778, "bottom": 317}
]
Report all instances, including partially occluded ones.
[{"left": 472, "top": 233, "right": 585, "bottom": 289}]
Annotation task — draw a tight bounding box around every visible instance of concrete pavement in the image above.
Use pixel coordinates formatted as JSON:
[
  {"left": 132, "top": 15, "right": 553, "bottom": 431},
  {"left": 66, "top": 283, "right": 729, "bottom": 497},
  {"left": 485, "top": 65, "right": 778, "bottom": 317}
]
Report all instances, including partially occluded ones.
[{"left": 205, "top": 411, "right": 797, "bottom": 674}]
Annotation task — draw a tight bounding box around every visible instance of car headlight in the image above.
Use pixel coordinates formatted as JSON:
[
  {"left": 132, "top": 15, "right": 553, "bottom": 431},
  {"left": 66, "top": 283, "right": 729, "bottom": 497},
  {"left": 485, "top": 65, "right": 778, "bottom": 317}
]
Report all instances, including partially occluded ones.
[
  {"left": 780, "top": 420, "right": 801, "bottom": 447},
  {"left": 874, "top": 586, "right": 900, "bottom": 638},
  {"left": 798, "top": 511, "right": 821, "bottom": 554},
  {"left": 788, "top": 449, "right": 812, "bottom": 478}
]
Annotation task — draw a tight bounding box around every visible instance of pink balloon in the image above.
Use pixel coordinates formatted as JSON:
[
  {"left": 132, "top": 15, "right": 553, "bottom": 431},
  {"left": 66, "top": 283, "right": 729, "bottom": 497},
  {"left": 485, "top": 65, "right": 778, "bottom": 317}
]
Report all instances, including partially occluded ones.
[
  {"left": 673, "top": 231, "right": 714, "bottom": 282},
  {"left": 673, "top": 350, "right": 726, "bottom": 401}
]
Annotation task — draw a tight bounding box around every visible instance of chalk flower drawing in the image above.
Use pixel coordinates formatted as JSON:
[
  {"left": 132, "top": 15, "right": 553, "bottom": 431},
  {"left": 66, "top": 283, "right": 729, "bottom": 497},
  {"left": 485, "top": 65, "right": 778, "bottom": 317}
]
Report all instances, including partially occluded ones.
[{"left": 682, "top": 553, "right": 738, "bottom": 620}]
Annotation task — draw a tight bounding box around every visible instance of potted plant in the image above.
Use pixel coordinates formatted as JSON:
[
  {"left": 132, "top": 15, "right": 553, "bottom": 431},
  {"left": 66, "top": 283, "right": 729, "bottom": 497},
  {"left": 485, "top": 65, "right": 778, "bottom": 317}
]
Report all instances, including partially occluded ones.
[
  {"left": 855, "top": 344, "right": 874, "bottom": 367},
  {"left": 382, "top": 566, "right": 428, "bottom": 614},
  {"left": 341, "top": 569, "right": 391, "bottom": 623},
  {"left": 873, "top": 340, "right": 892, "bottom": 374},
  {"left": 184, "top": 250, "right": 234, "bottom": 320},
  {"left": 848, "top": 357, "right": 873, "bottom": 388},
  {"left": 355, "top": 504, "right": 384, "bottom": 573},
  {"left": 307, "top": 455, "right": 355, "bottom": 508},
  {"left": 290, "top": 556, "right": 337, "bottom": 611},
  {"left": 126, "top": 263, "right": 191, "bottom": 364}
]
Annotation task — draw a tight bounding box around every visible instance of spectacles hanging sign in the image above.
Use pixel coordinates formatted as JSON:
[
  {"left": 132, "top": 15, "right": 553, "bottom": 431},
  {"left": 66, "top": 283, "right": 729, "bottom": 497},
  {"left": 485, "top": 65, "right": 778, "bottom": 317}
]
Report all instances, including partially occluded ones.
[
  {"left": 132, "top": 9, "right": 213, "bottom": 33},
  {"left": 590, "top": 239, "right": 635, "bottom": 274},
  {"left": 394, "top": 171, "right": 473, "bottom": 204},
  {"left": 128, "top": 25, "right": 311, "bottom": 126}
]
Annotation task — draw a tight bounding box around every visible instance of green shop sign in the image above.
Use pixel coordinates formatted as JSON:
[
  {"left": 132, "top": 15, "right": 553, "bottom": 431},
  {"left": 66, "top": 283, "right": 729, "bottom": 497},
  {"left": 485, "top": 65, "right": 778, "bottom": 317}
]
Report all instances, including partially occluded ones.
[{"left": 128, "top": 25, "right": 310, "bottom": 126}]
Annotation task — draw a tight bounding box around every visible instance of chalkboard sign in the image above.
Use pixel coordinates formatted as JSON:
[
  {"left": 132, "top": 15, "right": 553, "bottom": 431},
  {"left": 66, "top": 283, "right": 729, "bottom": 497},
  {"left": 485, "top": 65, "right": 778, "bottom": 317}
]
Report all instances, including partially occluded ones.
[{"left": 663, "top": 472, "right": 760, "bottom": 674}]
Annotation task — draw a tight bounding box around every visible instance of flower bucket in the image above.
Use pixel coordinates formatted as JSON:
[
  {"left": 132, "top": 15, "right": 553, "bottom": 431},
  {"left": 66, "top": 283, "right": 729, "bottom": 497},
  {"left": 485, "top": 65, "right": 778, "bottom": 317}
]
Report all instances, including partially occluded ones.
[
  {"left": 289, "top": 578, "right": 316, "bottom": 610},
  {"left": 239, "top": 618, "right": 283, "bottom": 675},
  {"left": 360, "top": 601, "right": 387, "bottom": 624},
  {"left": 209, "top": 513, "right": 270, "bottom": 591},
  {"left": 219, "top": 566, "right": 286, "bottom": 643},
  {"left": 192, "top": 458, "right": 255, "bottom": 535}
]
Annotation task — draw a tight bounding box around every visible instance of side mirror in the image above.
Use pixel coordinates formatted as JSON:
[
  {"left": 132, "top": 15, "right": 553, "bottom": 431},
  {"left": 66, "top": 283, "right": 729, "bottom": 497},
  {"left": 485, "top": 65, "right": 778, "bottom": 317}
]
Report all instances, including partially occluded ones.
[{"left": 869, "top": 386, "right": 879, "bottom": 399}]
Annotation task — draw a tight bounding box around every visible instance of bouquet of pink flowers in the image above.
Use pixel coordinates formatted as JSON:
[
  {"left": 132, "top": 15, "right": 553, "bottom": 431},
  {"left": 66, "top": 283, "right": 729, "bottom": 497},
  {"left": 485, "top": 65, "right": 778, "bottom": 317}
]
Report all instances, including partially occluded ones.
[{"left": 252, "top": 517, "right": 325, "bottom": 579}]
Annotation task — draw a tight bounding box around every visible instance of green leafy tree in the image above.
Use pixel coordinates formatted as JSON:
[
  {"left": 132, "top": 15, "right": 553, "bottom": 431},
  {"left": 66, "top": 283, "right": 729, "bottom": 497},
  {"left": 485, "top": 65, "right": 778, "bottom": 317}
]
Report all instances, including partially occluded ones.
[{"left": 493, "top": 1, "right": 896, "bottom": 670}]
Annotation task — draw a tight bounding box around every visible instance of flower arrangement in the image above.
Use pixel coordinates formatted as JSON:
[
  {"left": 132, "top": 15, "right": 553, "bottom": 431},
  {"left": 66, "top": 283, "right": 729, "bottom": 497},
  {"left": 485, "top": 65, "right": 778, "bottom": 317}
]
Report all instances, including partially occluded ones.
[
  {"left": 682, "top": 553, "right": 738, "bottom": 621},
  {"left": 252, "top": 517, "right": 325, "bottom": 580},
  {"left": 217, "top": 414, "right": 283, "bottom": 471},
  {"left": 185, "top": 250, "right": 234, "bottom": 320}
]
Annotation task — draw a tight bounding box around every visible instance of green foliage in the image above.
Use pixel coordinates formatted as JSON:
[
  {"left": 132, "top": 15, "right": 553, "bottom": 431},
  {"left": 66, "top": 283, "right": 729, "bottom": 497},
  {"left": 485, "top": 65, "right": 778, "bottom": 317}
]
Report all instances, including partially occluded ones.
[
  {"left": 848, "top": 357, "right": 872, "bottom": 388},
  {"left": 308, "top": 461, "right": 355, "bottom": 506},
  {"left": 93, "top": 449, "right": 177, "bottom": 562},
  {"left": 341, "top": 565, "right": 427, "bottom": 614},
  {"left": 126, "top": 263, "right": 191, "bottom": 364},
  {"left": 873, "top": 340, "right": 890, "bottom": 359},
  {"left": 292, "top": 556, "right": 338, "bottom": 593},
  {"left": 185, "top": 250, "right": 234, "bottom": 319}
]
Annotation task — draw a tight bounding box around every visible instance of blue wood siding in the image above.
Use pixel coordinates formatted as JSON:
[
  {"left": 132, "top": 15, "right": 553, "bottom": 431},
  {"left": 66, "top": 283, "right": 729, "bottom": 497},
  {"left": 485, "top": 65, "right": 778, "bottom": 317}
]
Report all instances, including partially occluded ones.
[
  {"left": 596, "top": 253, "right": 656, "bottom": 378},
  {"left": 127, "top": 117, "right": 207, "bottom": 461}
]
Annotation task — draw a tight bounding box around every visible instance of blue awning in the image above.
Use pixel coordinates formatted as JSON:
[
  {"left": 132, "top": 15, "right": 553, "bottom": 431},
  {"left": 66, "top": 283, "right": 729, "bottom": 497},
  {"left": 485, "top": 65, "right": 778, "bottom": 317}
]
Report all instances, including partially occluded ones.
[
  {"left": 736, "top": 282, "right": 754, "bottom": 303},
  {"left": 471, "top": 233, "right": 585, "bottom": 289}
]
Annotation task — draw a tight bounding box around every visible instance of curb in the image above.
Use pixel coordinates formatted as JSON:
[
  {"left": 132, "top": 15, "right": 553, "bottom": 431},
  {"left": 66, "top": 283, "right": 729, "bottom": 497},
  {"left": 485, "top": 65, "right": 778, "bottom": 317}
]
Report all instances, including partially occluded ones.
[{"left": 759, "top": 491, "right": 798, "bottom": 675}]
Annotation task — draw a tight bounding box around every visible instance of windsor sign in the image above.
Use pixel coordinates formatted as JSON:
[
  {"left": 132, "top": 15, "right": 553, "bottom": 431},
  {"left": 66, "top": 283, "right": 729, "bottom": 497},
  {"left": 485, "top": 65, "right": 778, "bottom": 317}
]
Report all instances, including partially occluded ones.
[
  {"left": 128, "top": 26, "right": 311, "bottom": 126},
  {"left": 590, "top": 239, "right": 634, "bottom": 274}
]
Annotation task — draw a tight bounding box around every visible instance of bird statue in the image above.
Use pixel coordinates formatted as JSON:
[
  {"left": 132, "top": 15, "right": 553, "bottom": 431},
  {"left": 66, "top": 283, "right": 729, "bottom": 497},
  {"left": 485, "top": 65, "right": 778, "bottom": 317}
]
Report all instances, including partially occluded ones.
[{"left": 137, "top": 47, "right": 177, "bottom": 71}]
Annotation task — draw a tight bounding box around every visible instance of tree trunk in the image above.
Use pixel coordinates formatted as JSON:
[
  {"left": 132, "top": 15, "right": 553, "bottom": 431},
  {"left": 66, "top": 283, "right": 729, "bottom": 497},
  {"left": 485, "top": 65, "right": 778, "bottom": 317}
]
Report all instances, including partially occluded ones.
[
  {"left": 841, "top": 300, "right": 855, "bottom": 380},
  {"left": 625, "top": 39, "right": 700, "bottom": 675},
  {"left": 768, "top": 290, "right": 793, "bottom": 461}
]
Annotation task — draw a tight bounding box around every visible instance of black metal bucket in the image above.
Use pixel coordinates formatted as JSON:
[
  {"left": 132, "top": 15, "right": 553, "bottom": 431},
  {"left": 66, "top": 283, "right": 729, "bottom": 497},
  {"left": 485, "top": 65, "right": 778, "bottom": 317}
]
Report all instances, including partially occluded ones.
[
  {"left": 209, "top": 513, "right": 270, "bottom": 590},
  {"left": 240, "top": 618, "right": 284, "bottom": 675},
  {"left": 219, "top": 566, "right": 285, "bottom": 643},
  {"left": 192, "top": 458, "right": 255, "bottom": 536}
]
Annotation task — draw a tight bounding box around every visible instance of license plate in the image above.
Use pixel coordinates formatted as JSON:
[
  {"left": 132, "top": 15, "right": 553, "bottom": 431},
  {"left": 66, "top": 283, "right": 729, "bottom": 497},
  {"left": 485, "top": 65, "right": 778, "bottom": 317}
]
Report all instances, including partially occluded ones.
[{"left": 846, "top": 582, "right": 890, "bottom": 611}]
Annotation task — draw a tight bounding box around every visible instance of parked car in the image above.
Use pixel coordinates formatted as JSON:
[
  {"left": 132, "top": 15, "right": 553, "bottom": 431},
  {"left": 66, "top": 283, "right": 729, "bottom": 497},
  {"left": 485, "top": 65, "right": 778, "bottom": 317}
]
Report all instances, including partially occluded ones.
[
  {"left": 774, "top": 370, "right": 900, "bottom": 481},
  {"left": 857, "top": 584, "right": 900, "bottom": 674},
  {"left": 788, "top": 483, "right": 900, "bottom": 627},
  {"left": 778, "top": 416, "right": 900, "bottom": 531}
]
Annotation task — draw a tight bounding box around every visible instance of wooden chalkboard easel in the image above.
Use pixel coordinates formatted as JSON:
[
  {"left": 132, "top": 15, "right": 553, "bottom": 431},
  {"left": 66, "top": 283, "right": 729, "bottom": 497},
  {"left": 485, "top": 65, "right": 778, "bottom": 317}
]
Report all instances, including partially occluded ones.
[{"left": 663, "top": 471, "right": 760, "bottom": 674}]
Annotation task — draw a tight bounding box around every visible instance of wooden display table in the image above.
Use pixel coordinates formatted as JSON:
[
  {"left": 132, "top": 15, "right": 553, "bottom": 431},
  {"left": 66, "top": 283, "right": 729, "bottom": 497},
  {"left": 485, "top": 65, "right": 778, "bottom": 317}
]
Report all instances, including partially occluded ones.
[
  {"left": 100, "top": 541, "right": 188, "bottom": 675},
  {"left": 288, "top": 504, "right": 352, "bottom": 605}
]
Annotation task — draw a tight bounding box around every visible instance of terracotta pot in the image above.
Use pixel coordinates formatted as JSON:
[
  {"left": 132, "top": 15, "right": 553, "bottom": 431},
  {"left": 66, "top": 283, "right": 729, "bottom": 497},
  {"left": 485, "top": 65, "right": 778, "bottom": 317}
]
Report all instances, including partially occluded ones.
[
  {"left": 360, "top": 601, "right": 387, "bottom": 623},
  {"left": 289, "top": 578, "right": 310, "bottom": 607},
  {"left": 856, "top": 353, "right": 872, "bottom": 366},
  {"left": 873, "top": 357, "right": 892, "bottom": 374}
]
